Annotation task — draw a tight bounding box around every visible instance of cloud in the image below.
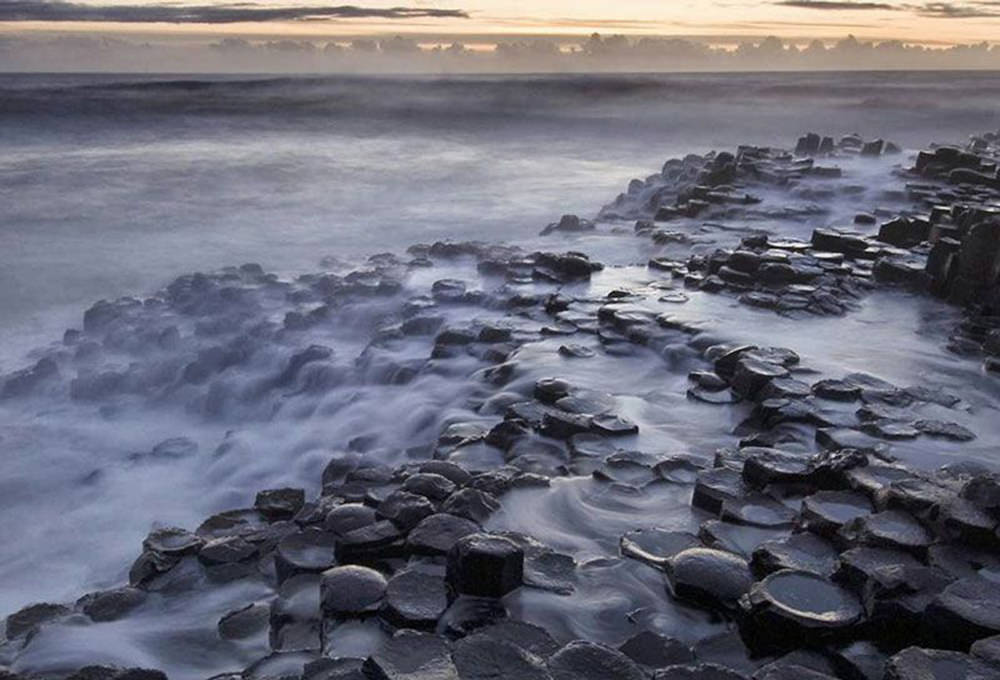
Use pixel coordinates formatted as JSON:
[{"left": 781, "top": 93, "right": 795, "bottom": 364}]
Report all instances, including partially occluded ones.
[
  {"left": 915, "top": 2, "right": 1000, "bottom": 17},
  {"left": 775, "top": 1, "right": 897, "bottom": 8},
  {"left": 0, "top": 1, "right": 469, "bottom": 24}
]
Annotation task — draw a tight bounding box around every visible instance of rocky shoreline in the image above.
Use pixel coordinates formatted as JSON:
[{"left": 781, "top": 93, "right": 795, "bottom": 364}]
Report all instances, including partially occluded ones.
[{"left": 2, "top": 129, "right": 1000, "bottom": 679}]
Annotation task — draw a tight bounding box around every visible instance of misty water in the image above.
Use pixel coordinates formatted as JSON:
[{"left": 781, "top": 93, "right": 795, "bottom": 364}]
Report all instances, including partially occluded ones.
[{"left": 1, "top": 71, "right": 1000, "bottom": 676}]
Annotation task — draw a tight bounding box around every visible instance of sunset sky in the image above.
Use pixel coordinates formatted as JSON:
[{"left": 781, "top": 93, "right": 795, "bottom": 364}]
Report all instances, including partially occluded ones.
[{"left": 2, "top": 1, "right": 1000, "bottom": 45}]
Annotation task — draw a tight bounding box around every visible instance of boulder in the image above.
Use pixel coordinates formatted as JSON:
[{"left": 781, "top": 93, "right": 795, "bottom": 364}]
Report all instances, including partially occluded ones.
[
  {"left": 665, "top": 548, "right": 753, "bottom": 610},
  {"left": 320, "top": 566, "right": 387, "bottom": 617},
  {"left": 447, "top": 534, "right": 524, "bottom": 598}
]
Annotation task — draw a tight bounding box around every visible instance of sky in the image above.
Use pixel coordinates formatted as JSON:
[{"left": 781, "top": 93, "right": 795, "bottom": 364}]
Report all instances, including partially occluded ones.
[{"left": 2, "top": 0, "right": 1000, "bottom": 45}]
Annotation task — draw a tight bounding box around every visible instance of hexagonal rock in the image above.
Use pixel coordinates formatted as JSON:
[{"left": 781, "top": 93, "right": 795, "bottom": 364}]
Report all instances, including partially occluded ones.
[
  {"left": 254, "top": 487, "right": 306, "bottom": 520},
  {"left": 441, "top": 488, "right": 501, "bottom": 524},
  {"left": 324, "top": 503, "right": 377, "bottom": 536},
  {"left": 884, "top": 646, "right": 996, "bottom": 680},
  {"left": 799, "top": 490, "right": 873, "bottom": 538},
  {"left": 401, "top": 473, "right": 457, "bottom": 502},
  {"left": 720, "top": 494, "right": 797, "bottom": 528},
  {"left": 451, "top": 635, "right": 552, "bottom": 680},
  {"left": 363, "top": 630, "right": 458, "bottom": 680},
  {"left": 320, "top": 565, "right": 387, "bottom": 617},
  {"left": 548, "top": 640, "right": 647, "bottom": 680},
  {"left": 731, "top": 358, "right": 789, "bottom": 399},
  {"left": 838, "top": 510, "right": 934, "bottom": 555},
  {"left": 142, "top": 527, "right": 204, "bottom": 556},
  {"left": 924, "top": 577, "right": 1000, "bottom": 650},
  {"left": 380, "top": 570, "right": 448, "bottom": 629},
  {"left": 740, "top": 449, "right": 812, "bottom": 488},
  {"left": 835, "top": 546, "right": 923, "bottom": 591},
  {"left": 77, "top": 586, "right": 146, "bottom": 622},
  {"left": 620, "top": 528, "right": 701, "bottom": 570},
  {"left": 652, "top": 663, "right": 749, "bottom": 679},
  {"left": 447, "top": 533, "right": 524, "bottom": 598},
  {"left": 470, "top": 621, "right": 559, "bottom": 659},
  {"left": 751, "top": 532, "right": 839, "bottom": 579},
  {"left": 739, "top": 570, "right": 864, "bottom": 655},
  {"left": 406, "top": 513, "right": 480, "bottom": 555},
  {"left": 377, "top": 490, "right": 436, "bottom": 530},
  {"left": 693, "top": 467, "right": 748, "bottom": 515},
  {"left": 665, "top": 548, "right": 753, "bottom": 610},
  {"left": 275, "top": 528, "right": 338, "bottom": 583},
  {"left": 618, "top": 631, "right": 695, "bottom": 669}
]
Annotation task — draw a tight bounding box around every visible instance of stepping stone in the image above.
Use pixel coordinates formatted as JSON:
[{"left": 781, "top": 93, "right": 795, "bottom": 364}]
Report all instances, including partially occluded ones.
[
  {"left": 363, "top": 630, "right": 458, "bottom": 680},
  {"left": 885, "top": 646, "right": 995, "bottom": 680},
  {"left": 321, "top": 566, "right": 387, "bottom": 617},
  {"left": 469, "top": 621, "right": 559, "bottom": 659},
  {"left": 739, "top": 569, "right": 864, "bottom": 654},
  {"left": 142, "top": 527, "right": 203, "bottom": 556},
  {"left": 548, "top": 640, "right": 647, "bottom": 680},
  {"left": 407, "top": 513, "right": 480, "bottom": 555},
  {"left": 665, "top": 548, "right": 753, "bottom": 610},
  {"left": 925, "top": 577, "right": 1000, "bottom": 650},
  {"left": 381, "top": 570, "right": 448, "bottom": 629},
  {"left": 325, "top": 503, "right": 377, "bottom": 536},
  {"left": 693, "top": 467, "right": 747, "bottom": 514},
  {"left": 839, "top": 510, "right": 934, "bottom": 554},
  {"left": 275, "top": 528, "right": 338, "bottom": 583},
  {"left": 799, "top": 491, "right": 873, "bottom": 537},
  {"left": 451, "top": 635, "right": 551, "bottom": 680},
  {"left": 720, "top": 494, "right": 797, "bottom": 528},
  {"left": 751, "top": 532, "right": 839, "bottom": 579},
  {"left": 447, "top": 533, "right": 524, "bottom": 598},
  {"left": 618, "top": 631, "right": 695, "bottom": 669}
]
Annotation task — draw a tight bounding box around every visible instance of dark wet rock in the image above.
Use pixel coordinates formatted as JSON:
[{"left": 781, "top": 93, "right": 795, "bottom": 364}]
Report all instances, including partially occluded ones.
[
  {"left": 839, "top": 509, "right": 934, "bottom": 554},
  {"left": 688, "top": 386, "right": 741, "bottom": 405},
  {"left": 927, "top": 543, "right": 1000, "bottom": 580},
  {"left": 243, "top": 651, "right": 322, "bottom": 680},
  {"left": 618, "top": 631, "right": 695, "bottom": 669},
  {"left": 407, "top": 513, "right": 480, "bottom": 555},
  {"left": 381, "top": 569, "right": 448, "bottom": 629},
  {"left": 932, "top": 497, "right": 998, "bottom": 547},
  {"left": 620, "top": 528, "right": 701, "bottom": 570},
  {"left": 971, "top": 634, "right": 1000, "bottom": 666},
  {"left": 548, "top": 640, "right": 647, "bottom": 680},
  {"left": 534, "top": 378, "right": 572, "bottom": 404},
  {"left": 800, "top": 490, "right": 873, "bottom": 538},
  {"left": 861, "top": 564, "right": 953, "bottom": 644},
  {"left": 302, "top": 658, "right": 366, "bottom": 680},
  {"left": 363, "top": 631, "right": 458, "bottom": 680},
  {"left": 321, "top": 565, "right": 387, "bottom": 618},
  {"left": 693, "top": 467, "right": 748, "bottom": 514},
  {"left": 836, "top": 546, "right": 922, "bottom": 591},
  {"left": 731, "top": 359, "right": 789, "bottom": 399},
  {"left": 78, "top": 586, "right": 146, "bottom": 622},
  {"left": 885, "top": 646, "right": 996, "bottom": 680},
  {"left": 739, "top": 569, "right": 864, "bottom": 654},
  {"left": 5, "top": 601, "right": 70, "bottom": 638},
  {"left": 198, "top": 535, "right": 258, "bottom": 566},
  {"left": 451, "top": 635, "right": 552, "bottom": 680},
  {"left": 665, "top": 548, "right": 753, "bottom": 610},
  {"left": 275, "top": 528, "right": 338, "bottom": 583},
  {"left": 915, "top": 420, "right": 976, "bottom": 442},
  {"left": 402, "top": 473, "right": 457, "bottom": 502},
  {"left": 420, "top": 461, "right": 473, "bottom": 487},
  {"left": 741, "top": 449, "right": 812, "bottom": 488},
  {"left": 129, "top": 549, "right": 181, "bottom": 587},
  {"left": 441, "top": 488, "right": 501, "bottom": 524},
  {"left": 468, "top": 621, "right": 559, "bottom": 659},
  {"left": 378, "top": 490, "right": 436, "bottom": 530},
  {"left": 142, "top": 527, "right": 204, "bottom": 557},
  {"left": 829, "top": 640, "right": 888, "bottom": 680},
  {"left": 962, "top": 473, "right": 1000, "bottom": 514},
  {"left": 752, "top": 664, "right": 838, "bottom": 680},
  {"left": 540, "top": 410, "right": 592, "bottom": 440},
  {"left": 751, "top": 532, "right": 839, "bottom": 579},
  {"left": 447, "top": 533, "right": 524, "bottom": 598},
  {"left": 699, "top": 519, "right": 778, "bottom": 559},
  {"left": 437, "top": 595, "right": 508, "bottom": 639},
  {"left": 66, "top": 667, "right": 168, "bottom": 680},
  {"left": 720, "top": 494, "right": 797, "bottom": 528},
  {"left": 218, "top": 601, "right": 270, "bottom": 640},
  {"left": 652, "top": 663, "right": 749, "bottom": 680},
  {"left": 590, "top": 414, "right": 639, "bottom": 437},
  {"left": 255, "top": 488, "right": 306, "bottom": 521},
  {"left": 845, "top": 465, "right": 913, "bottom": 501},
  {"left": 558, "top": 344, "right": 595, "bottom": 359},
  {"left": 925, "top": 577, "right": 1000, "bottom": 650},
  {"left": 325, "top": 503, "right": 377, "bottom": 537}
]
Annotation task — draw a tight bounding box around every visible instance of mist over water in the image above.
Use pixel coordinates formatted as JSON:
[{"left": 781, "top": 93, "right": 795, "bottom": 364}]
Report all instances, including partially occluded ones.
[{"left": 1, "top": 71, "right": 1000, "bottom": 676}]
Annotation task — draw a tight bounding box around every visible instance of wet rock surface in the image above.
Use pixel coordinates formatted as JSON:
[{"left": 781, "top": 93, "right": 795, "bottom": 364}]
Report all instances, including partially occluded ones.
[{"left": 3, "top": 130, "right": 1000, "bottom": 679}]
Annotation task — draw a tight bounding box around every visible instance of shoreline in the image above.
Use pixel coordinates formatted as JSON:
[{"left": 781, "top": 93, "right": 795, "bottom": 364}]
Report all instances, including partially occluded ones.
[{"left": 2, "top": 129, "right": 1000, "bottom": 678}]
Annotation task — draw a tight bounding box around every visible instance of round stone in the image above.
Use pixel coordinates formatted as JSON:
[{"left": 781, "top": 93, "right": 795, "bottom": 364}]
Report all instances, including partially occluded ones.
[
  {"left": 407, "top": 513, "right": 480, "bottom": 555},
  {"left": 320, "top": 566, "right": 387, "bottom": 617},
  {"left": 324, "top": 503, "right": 377, "bottom": 536},
  {"left": 665, "top": 548, "right": 753, "bottom": 610},
  {"left": 739, "top": 569, "right": 864, "bottom": 654},
  {"left": 381, "top": 570, "right": 448, "bottom": 629},
  {"left": 275, "top": 528, "right": 338, "bottom": 583},
  {"left": 549, "top": 640, "right": 647, "bottom": 680},
  {"left": 925, "top": 577, "right": 1000, "bottom": 650}
]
